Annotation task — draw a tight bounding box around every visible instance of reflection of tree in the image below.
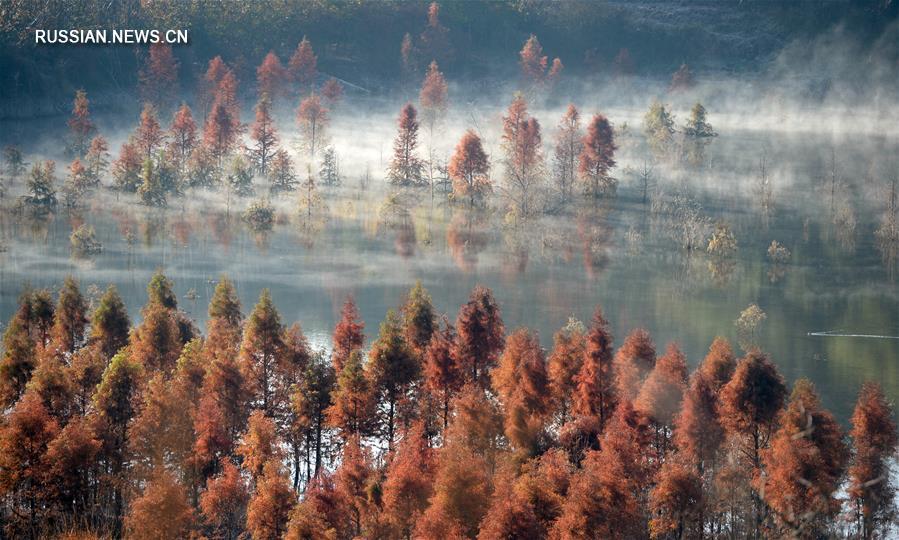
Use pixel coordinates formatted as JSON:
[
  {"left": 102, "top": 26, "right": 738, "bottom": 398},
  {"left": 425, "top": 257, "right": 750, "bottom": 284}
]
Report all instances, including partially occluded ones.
[
  {"left": 394, "top": 223, "right": 416, "bottom": 258},
  {"left": 378, "top": 191, "right": 416, "bottom": 258},
  {"left": 502, "top": 225, "right": 531, "bottom": 274},
  {"left": 170, "top": 214, "right": 193, "bottom": 247},
  {"left": 206, "top": 210, "right": 234, "bottom": 249},
  {"left": 875, "top": 175, "right": 898, "bottom": 279},
  {"left": 139, "top": 212, "right": 166, "bottom": 247},
  {"left": 576, "top": 204, "right": 614, "bottom": 279},
  {"left": 446, "top": 209, "right": 488, "bottom": 273}
]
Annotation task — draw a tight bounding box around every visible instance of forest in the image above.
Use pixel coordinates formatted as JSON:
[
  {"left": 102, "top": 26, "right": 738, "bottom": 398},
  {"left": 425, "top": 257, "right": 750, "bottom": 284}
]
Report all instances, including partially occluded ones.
[
  {"left": 1, "top": 1, "right": 899, "bottom": 539},
  {"left": 0, "top": 272, "right": 896, "bottom": 539}
]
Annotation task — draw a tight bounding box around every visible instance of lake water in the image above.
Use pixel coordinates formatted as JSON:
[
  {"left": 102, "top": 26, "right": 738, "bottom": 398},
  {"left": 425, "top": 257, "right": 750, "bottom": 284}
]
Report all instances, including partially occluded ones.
[{"left": 0, "top": 118, "right": 896, "bottom": 424}]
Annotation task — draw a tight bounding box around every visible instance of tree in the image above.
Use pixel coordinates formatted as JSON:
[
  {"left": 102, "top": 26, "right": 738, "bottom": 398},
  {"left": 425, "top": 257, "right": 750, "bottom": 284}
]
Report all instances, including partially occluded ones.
[
  {"left": 719, "top": 350, "right": 787, "bottom": 538},
  {"left": 200, "top": 56, "right": 229, "bottom": 120},
  {"left": 296, "top": 94, "right": 328, "bottom": 160},
  {"left": 42, "top": 415, "right": 101, "bottom": 519},
  {"left": 24, "top": 160, "right": 58, "bottom": 208},
  {"left": 168, "top": 103, "right": 198, "bottom": 177},
  {"left": 240, "top": 289, "right": 286, "bottom": 415},
  {"left": 335, "top": 436, "right": 374, "bottom": 536},
  {"left": 321, "top": 77, "right": 344, "bottom": 106},
  {"left": 0, "top": 317, "right": 36, "bottom": 408},
  {"left": 644, "top": 100, "right": 676, "bottom": 158},
  {"left": 268, "top": 149, "right": 298, "bottom": 193},
  {"left": 848, "top": 382, "right": 897, "bottom": 539},
  {"left": 400, "top": 32, "right": 416, "bottom": 83},
  {"left": 579, "top": 113, "right": 617, "bottom": 198},
  {"left": 84, "top": 135, "right": 110, "bottom": 185},
  {"left": 454, "top": 285, "right": 505, "bottom": 387},
  {"left": 552, "top": 446, "right": 644, "bottom": 539},
  {"left": 492, "top": 328, "right": 551, "bottom": 455},
  {"left": 761, "top": 379, "right": 847, "bottom": 537},
  {"left": 501, "top": 94, "right": 543, "bottom": 218},
  {"left": 247, "top": 461, "right": 295, "bottom": 540},
  {"left": 479, "top": 468, "right": 543, "bottom": 540},
  {"left": 735, "top": 303, "right": 766, "bottom": 352},
  {"left": 673, "top": 373, "right": 725, "bottom": 478},
  {"left": 422, "top": 317, "right": 461, "bottom": 432},
  {"left": 326, "top": 349, "right": 374, "bottom": 443},
  {"left": 4, "top": 145, "right": 28, "bottom": 180},
  {"left": 420, "top": 2, "right": 452, "bottom": 67},
  {"left": 693, "top": 336, "right": 732, "bottom": 388},
  {"left": 289, "top": 37, "right": 318, "bottom": 95},
  {"left": 420, "top": 61, "right": 448, "bottom": 137},
  {"left": 613, "top": 328, "right": 656, "bottom": 402},
  {"left": 448, "top": 129, "right": 490, "bottom": 207},
  {"left": 401, "top": 281, "right": 436, "bottom": 357},
  {"left": 204, "top": 98, "right": 240, "bottom": 166},
  {"left": 387, "top": 103, "right": 424, "bottom": 186},
  {"left": 93, "top": 351, "right": 143, "bottom": 534},
  {"left": 418, "top": 437, "right": 491, "bottom": 538},
  {"left": 552, "top": 104, "right": 583, "bottom": 203},
  {"left": 669, "top": 63, "right": 694, "bottom": 92},
  {"left": 112, "top": 139, "right": 143, "bottom": 192},
  {"left": 238, "top": 410, "right": 285, "bottom": 481},
  {"left": 139, "top": 43, "right": 179, "bottom": 111},
  {"left": 0, "top": 391, "right": 59, "bottom": 538},
  {"left": 257, "top": 51, "right": 286, "bottom": 100},
  {"left": 125, "top": 470, "right": 194, "bottom": 540},
  {"left": 636, "top": 342, "right": 688, "bottom": 460},
  {"left": 49, "top": 276, "right": 88, "bottom": 357},
  {"left": 682, "top": 102, "right": 716, "bottom": 166},
  {"left": 249, "top": 94, "right": 279, "bottom": 176},
  {"left": 319, "top": 146, "right": 340, "bottom": 186},
  {"left": 573, "top": 307, "right": 616, "bottom": 431},
  {"left": 332, "top": 296, "right": 365, "bottom": 373},
  {"left": 138, "top": 156, "right": 167, "bottom": 207},
  {"left": 227, "top": 155, "right": 255, "bottom": 203},
  {"left": 62, "top": 157, "right": 90, "bottom": 207},
  {"left": 294, "top": 354, "right": 335, "bottom": 482},
  {"left": 136, "top": 103, "right": 165, "bottom": 159},
  {"left": 519, "top": 34, "right": 561, "bottom": 91},
  {"left": 649, "top": 460, "right": 704, "bottom": 539},
  {"left": 200, "top": 459, "right": 250, "bottom": 540},
  {"left": 90, "top": 285, "right": 130, "bottom": 359},
  {"left": 214, "top": 66, "right": 241, "bottom": 120},
  {"left": 548, "top": 318, "right": 585, "bottom": 424},
  {"left": 381, "top": 420, "right": 433, "bottom": 536},
  {"left": 368, "top": 309, "right": 419, "bottom": 451},
  {"left": 68, "top": 90, "right": 95, "bottom": 157}
]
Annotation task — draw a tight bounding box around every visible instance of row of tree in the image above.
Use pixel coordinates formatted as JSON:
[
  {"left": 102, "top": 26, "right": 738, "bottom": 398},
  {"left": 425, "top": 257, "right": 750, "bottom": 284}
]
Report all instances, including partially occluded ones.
[{"left": 0, "top": 274, "right": 895, "bottom": 539}]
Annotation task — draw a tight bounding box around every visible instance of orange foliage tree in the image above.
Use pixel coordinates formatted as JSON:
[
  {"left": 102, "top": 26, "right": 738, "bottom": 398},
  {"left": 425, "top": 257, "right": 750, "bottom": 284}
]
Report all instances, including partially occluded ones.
[{"left": 448, "top": 129, "right": 490, "bottom": 207}]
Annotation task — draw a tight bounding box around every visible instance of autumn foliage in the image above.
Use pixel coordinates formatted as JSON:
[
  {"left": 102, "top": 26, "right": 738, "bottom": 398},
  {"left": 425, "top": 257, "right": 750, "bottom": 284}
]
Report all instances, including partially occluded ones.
[{"left": 0, "top": 273, "right": 894, "bottom": 540}]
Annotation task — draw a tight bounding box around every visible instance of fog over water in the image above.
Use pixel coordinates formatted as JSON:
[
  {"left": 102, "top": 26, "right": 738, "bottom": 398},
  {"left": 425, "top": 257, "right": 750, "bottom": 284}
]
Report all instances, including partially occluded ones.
[{"left": 1, "top": 23, "right": 898, "bottom": 424}]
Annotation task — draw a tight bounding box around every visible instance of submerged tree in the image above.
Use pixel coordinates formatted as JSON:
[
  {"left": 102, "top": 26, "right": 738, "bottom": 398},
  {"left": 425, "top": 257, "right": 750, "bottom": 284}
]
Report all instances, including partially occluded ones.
[
  {"left": 552, "top": 104, "right": 583, "bottom": 203},
  {"left": 24, "top": 160, "right": 58, "bottom": 209},
  {"left": 387, "top": 103, "right": 425, "bottom": 186},
  {"left": 519, "top": 34, "right": 562, "bottom": 92},
  {"left": 268, "top": 149, "right": 298, "bottom": 194},
  {"left": 319, "top": 146, "right": 341, "bottom": 186},
  {"left": 420, "top": 60, "right": 448, "bottom": 138},
  {"left": 644, "top": 100, "right": 676, "bottom": 159},
  {"left": 578, "top": 113, "right": 617, "bottom": 198},
  {"left": 249, "top": 94, "right": 278, "bottom": 176},
  {"left": 296, "top": 94, "right": 328, "bottom": 160},
  {"left": 501, "top": 94, "right": 543, "bottom": 219},
  {"left": 682, "top": 102, "right": 716, "bottom": 166},
  {"left": 448, "top": 129, "right": 490, "bottom": 206}
]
